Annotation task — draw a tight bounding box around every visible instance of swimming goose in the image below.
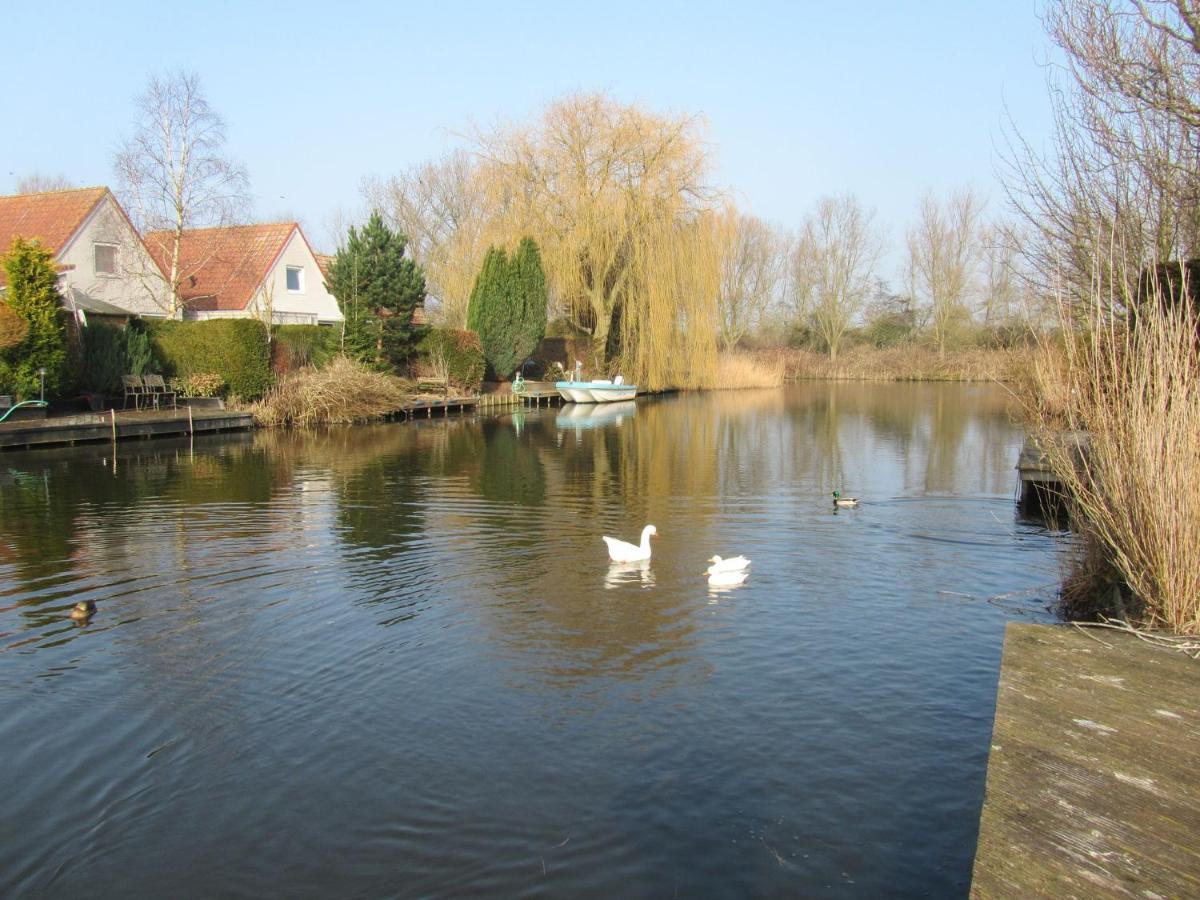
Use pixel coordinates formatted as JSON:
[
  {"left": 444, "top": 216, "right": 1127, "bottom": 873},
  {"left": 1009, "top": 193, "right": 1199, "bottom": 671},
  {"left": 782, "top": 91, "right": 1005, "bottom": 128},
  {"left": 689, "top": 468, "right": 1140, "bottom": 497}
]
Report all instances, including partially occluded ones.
[
  {"left": 832, "top": 491, "right": 860, "bottom": 508},
  {"left": 602, "top": 524, "right": 657, "bottom": 562},
  {"left": 706, "top": 555, "right": 751, "bottom": 575}
]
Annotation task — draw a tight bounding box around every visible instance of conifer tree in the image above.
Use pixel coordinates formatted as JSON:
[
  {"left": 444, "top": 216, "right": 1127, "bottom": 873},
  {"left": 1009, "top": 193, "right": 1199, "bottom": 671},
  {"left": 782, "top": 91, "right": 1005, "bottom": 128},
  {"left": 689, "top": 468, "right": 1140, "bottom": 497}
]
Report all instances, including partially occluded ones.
[
  {"left": 466, "top": 238, "right": 548, "bottom": 380},
  {"left": 327, "top": 213, "right": 427, "bottom": 369},
  {"left": 0, "top": 238, "right": 70, "bottom": 399}
]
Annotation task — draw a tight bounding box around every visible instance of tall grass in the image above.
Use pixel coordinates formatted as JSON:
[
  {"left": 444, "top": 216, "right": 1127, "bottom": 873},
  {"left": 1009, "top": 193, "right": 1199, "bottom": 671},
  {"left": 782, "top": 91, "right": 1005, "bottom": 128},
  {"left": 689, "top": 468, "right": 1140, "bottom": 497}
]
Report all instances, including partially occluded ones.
[
  {"left": 767, "top": 346, "right": 1028, "bottom": 382},
  {"left": 250, "top": 356, "right": 412, "bottom": 426},
  {"left": 713, "top": 352, "right": 784, "bottom": 389},
  {"left": 1025, "top": 282, "right": 1200, "bottom": 634}
]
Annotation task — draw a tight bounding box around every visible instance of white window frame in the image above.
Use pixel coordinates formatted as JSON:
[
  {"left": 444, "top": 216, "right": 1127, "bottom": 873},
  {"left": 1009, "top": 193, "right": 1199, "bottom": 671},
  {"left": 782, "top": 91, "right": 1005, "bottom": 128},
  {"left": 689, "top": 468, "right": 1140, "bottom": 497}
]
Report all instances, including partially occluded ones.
[
  {"left": 285, "top": 265, "right": 305, "bottom": 293},
  {"left": 94, "top": 242, "right": 119, "bottom": 277}
]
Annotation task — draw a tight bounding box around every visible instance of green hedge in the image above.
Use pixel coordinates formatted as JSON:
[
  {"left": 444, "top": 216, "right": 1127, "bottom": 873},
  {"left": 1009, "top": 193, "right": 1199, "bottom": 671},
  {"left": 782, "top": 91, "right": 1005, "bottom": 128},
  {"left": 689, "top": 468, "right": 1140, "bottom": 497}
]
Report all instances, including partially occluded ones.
[
  {"left": 418, "top": 328, "right": 485, "bottom": 391},
  {"left": 274, "top": 324, "right": 340, "bottom": 371},
  {"left": 148, "top": 319, "right": 272, "bottom": 399},
  {"left": 79, "top": 322, "right": 155, "bottom": 393}
]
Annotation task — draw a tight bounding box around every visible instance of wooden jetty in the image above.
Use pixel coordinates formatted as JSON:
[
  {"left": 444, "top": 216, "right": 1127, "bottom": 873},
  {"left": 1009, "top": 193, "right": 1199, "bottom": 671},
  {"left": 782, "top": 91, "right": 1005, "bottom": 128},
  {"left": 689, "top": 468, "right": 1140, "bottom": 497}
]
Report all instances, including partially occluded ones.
[
  {"left": 1016, "top": 432, "right": 1088, "bottom": 512},
  {"left": 971, "top": 622, "right": 1200, "bottom": 898},
  {"left": 0, "top": 407, "right": 253, "bottom": 451}
]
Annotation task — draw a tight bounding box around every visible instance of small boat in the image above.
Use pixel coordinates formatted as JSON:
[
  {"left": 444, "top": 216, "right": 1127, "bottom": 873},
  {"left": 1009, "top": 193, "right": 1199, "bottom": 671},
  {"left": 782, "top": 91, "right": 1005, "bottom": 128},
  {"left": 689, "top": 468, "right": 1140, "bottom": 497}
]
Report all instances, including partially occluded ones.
[{"left": 555, "top": 378, "right": 638, "bottom": 403}]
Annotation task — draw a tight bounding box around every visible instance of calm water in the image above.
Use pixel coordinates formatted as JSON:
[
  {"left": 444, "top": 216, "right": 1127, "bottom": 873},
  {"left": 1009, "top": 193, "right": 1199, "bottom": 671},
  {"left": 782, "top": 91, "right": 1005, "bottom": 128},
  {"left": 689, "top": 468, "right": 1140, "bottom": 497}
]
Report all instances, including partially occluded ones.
[{"left": 1, "top": 384, "right": 1062, "bottom": 898}]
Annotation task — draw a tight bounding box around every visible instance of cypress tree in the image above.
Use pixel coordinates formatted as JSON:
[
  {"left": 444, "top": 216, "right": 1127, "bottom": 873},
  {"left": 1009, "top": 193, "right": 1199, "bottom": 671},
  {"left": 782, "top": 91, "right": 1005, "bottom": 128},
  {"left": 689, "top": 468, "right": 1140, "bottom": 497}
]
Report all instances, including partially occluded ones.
[
  {"left": 327, "top": 213, "right": 427, "bottom": 370},
  {"left": 0, "top": 238, "right": 70, "bottom": 399},
  {"left": 466, "top": 238, "right": 548, "bottom": 380}
]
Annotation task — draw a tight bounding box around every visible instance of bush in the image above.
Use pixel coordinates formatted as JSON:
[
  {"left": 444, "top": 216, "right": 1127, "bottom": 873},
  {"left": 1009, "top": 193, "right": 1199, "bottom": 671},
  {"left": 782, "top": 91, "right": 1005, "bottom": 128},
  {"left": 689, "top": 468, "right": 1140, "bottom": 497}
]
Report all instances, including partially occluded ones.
[
  {"left": 0, "top": 238, "right": 71, "bottom": 399},
  {"left": 148, "top": 319, "right": 271, "bottom": 399},
  {"left": 169, "top": 373, "right": 225, "bottom": 398},
  {"left": 79, "top": 322, "right": 156, "bottom": 393},
  {"left": 417, "top": 328, "right": 485, "bottom": 391},
  {"left": 274, "top": 325, "right": 340, "bottom": 372},
  {"left": 250, "top": 356, "right": 410, "bottom": 426}
]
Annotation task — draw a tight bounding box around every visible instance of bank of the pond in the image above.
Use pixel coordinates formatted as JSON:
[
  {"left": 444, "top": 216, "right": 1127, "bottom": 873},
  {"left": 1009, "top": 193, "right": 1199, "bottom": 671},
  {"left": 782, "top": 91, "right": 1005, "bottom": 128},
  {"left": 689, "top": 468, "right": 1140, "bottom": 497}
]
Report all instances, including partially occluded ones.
[
  {"left": 764, "top": 346, "right": 1030, "bottom": 383},
  {"left": 972, "top": 622, "right": 1200, "bottom": 898}
]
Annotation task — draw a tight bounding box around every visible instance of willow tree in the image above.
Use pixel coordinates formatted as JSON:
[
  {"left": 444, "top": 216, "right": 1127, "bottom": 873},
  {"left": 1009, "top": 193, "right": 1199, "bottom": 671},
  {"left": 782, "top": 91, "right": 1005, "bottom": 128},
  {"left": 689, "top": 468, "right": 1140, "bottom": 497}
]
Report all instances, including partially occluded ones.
[{"left": 470, "top": 92, "right": 721, "bottom": 387}]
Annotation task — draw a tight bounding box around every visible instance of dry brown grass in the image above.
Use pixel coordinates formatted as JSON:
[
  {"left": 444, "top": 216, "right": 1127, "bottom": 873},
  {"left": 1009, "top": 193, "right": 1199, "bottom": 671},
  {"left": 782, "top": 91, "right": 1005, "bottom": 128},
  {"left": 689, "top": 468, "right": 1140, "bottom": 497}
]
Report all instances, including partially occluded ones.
[
  {"left": 250, "top": 356, "right": 413, "bottom": 426},
  {"left": 765, "top": 345, "right": 1029, "bottom": 382},
  {"left": 1024, "top": 289, "right": 1200, "bottom": 635},
  {"left": 713, "top": 352, "right": 784, "bottom": 389}
]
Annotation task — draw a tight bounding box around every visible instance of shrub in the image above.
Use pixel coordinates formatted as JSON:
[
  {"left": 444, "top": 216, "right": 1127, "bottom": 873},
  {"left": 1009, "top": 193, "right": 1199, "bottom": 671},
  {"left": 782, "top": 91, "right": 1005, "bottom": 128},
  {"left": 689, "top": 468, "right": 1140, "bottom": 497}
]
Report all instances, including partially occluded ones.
[
  {"left": 417, "top": 328, "right": 484, "bottom": 391},
  {"left": 0, "top": 302, "right": 28, "bottom": 351},
  {"left": 169, "top": 373, "right": 225, "bottom": 398},
  {"left": 148, "top": 319, "right": 271, "bottom": 399},
  {"left": 79, "top": 322, "right": 156, "bottom": 393},
  {"left": 0, "top": 238, "right": 71, "bottom": 399}
]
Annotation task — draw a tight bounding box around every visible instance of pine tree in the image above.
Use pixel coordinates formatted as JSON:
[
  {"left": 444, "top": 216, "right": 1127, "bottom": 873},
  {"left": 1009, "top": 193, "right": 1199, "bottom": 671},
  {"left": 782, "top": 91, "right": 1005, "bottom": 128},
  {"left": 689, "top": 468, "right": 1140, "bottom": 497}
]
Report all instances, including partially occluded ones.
[
  {"left": 327, "top": 213, "right": 426, "bottom": 370},
  {"left": 466, "top": 238, "right": 548, "bottom": 380},
  {"left": 0, "top": 238, "right": 70, "bottom": 399}
]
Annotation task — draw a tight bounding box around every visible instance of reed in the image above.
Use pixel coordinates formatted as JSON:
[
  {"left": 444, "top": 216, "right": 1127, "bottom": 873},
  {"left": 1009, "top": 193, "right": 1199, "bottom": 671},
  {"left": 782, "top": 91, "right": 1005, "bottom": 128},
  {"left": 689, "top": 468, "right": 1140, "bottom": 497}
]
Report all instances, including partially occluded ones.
[
  {"left": 713, "top": 352, "right": 784, "bottom": 389},
  {"left": 768, "top": 346, "right": 1028, "bottom": 383},
  {"left": 1024, "top": 283, "right": 1200, "bottom": 635},
  {"left": 250, "top": 356, "right": 412, "bottom": 427}
]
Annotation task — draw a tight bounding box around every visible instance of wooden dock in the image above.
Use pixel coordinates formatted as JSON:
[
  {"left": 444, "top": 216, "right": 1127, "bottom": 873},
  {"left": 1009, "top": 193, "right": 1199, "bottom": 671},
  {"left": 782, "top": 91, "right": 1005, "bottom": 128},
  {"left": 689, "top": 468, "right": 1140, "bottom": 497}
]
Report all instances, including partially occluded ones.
[
  {"left": 0, "top": 407, "right": 253, "bottom": 450},
  {"left": 971, "top": 622, "right": 1200, "bottom": 898},
  {"left": 1016, "top": 432, "right": 1088, "bottom": 513}
]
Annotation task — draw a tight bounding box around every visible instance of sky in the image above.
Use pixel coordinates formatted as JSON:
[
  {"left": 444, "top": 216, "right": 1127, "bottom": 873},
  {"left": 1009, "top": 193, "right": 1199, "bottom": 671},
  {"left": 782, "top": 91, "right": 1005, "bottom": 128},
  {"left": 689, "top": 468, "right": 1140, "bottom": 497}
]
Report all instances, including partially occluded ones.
[{"left": 3, "top": 0, "right": 1058, "bottom": 276}]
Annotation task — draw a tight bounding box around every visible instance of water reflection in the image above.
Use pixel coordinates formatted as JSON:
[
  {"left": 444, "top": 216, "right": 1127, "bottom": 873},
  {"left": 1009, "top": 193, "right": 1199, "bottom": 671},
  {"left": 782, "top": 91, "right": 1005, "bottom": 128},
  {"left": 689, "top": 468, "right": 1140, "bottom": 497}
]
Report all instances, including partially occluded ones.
[{"left": 0, "top": 384, "right": 1061, "bottom": 898}]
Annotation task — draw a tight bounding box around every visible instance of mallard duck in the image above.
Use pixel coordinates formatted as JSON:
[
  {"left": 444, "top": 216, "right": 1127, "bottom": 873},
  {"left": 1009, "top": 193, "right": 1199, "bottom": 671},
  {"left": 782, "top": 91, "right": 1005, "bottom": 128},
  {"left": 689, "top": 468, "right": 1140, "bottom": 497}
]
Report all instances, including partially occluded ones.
[
  {"left": 706, "top": 555, "right": 751, "bottom": 575},
  {"left": 69, "top": 600, "right": 96, "bottom": 621},
  {"left": 602, "top": 524, "right": 657, "bottom": 562},
  {"left": 707, "top": 570, "right": 749, "bottom": 588},
  {"left": 832, "top": 491, "right": 860, "bottom": 508}
]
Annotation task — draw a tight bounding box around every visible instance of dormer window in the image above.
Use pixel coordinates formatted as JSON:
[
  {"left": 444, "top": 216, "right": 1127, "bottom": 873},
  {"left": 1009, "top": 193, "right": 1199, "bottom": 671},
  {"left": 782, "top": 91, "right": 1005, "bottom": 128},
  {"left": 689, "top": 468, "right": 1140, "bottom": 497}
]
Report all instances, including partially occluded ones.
[
  {"left": 286, "top": 266, "right": 304, "bottom": 292},
  {"left": 94, "top": 243, "right": 118, "bottom": 276}
]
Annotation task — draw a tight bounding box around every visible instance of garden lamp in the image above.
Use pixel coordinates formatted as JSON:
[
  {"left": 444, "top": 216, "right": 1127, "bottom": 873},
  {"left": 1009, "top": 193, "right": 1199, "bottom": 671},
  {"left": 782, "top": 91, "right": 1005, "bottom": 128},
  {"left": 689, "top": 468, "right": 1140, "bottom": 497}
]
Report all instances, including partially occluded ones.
[{"left": 37, "top": 367, "right": 46, "bottom": 402}]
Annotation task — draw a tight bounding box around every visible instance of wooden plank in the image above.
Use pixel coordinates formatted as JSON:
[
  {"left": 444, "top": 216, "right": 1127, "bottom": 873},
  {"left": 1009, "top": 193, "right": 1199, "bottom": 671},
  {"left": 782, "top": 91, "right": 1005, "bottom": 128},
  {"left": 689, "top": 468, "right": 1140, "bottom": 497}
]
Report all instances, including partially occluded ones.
[
  {"left": 972, "top": 623, "right": 1200, "bottom": 899},
  {"left": 0, "top": 409, "right": 253, "bottom": 449}
]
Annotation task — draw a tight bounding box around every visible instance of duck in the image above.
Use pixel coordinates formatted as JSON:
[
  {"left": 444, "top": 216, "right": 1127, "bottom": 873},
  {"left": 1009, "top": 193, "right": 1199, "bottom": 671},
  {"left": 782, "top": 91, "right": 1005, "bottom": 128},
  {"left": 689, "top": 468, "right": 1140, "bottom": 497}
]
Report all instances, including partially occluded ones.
[
  {"left": 602, "top": 524, "right": 657, "bottom": 562},
  {"left": 707, "top": 570, "right": 749, "bottom": 588},
  {"left": 706, "top": 555, "right": 751, "bottom": 575},
  {"left": 69, "top": 600, "right": 96, "bottom": 621},
  {"left": 832, "top": 491, "right": 860, "bottom": 508}
]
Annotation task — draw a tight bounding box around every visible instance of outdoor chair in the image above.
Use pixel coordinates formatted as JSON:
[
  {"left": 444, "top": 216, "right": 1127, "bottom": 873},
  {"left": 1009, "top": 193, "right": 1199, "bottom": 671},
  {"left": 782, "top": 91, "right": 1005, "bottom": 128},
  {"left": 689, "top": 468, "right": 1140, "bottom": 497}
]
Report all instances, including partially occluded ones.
[
  {"left": 141, "top": 374, "right": 177, "bottom": 410},
  {"left": 121, "top": 375, "right": 148, "bottom": 409}
]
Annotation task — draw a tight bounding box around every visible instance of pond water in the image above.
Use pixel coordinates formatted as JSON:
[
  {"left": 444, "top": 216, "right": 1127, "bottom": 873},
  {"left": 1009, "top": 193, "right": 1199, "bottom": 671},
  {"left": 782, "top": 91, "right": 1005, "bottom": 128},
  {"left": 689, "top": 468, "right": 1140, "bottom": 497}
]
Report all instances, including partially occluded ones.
[{"left": 0, "top": 383, "right": 1063, "bottom": 898}]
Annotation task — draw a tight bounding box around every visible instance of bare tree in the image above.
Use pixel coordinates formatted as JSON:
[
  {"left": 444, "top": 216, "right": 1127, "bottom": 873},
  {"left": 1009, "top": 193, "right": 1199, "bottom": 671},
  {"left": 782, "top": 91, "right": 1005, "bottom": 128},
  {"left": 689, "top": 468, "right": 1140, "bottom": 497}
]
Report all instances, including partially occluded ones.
[
  {"left": 907, "top": 188, "right": 982, "bottom": 355},
  {"left": 713, "top": 206, "right": 788, "bottom": 350},
  {"left": 1003, "top": 1, "right": 1200, "bottom": 304},
  {"left": 794, "top": 195, "right": 883, "bottom": 359},
  {"left": 14, "top": 173, "right": 74, "bottom": 194},
  {"left": 115, "top": 70, "right": 250, "bottom": 315},
  {"left": 980, "top": 222, "right": 1020, "bottom": 326}
]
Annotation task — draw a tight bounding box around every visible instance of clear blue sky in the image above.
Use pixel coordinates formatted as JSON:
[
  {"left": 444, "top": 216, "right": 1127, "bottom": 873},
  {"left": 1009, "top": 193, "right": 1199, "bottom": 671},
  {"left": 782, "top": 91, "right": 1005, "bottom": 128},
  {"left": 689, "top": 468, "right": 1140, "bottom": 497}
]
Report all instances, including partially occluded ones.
[{"left": 3, "top": 0, "right": 1056, "bottom": 271}]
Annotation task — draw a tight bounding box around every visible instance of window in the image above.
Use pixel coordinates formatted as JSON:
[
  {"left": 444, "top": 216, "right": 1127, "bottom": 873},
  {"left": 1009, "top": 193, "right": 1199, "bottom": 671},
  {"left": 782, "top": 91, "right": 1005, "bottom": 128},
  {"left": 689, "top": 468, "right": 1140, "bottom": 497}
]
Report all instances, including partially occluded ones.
[
  {"left": 94, "top": 243, "right": 118, "bottom": 276},
  {"left": 286, "top": 266, "right": 304, "bottom": 292}
]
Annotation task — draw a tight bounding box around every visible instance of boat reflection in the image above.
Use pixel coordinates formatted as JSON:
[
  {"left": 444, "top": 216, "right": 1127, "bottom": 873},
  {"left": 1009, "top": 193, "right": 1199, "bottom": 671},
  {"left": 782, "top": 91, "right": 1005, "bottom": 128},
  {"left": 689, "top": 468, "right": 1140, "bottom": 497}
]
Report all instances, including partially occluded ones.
[{"left": 556, "top": 400, "right": 637, "bottom": 431}]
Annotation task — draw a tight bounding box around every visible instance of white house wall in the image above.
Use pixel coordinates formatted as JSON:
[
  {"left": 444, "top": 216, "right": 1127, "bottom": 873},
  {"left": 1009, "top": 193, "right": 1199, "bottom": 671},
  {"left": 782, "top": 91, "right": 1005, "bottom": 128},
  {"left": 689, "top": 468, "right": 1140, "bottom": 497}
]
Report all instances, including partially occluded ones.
[
  {"left": 57, "top": 196, "right": 172, "bottom": 318},
  {"left": 248, "top": 230, "right": 344, "bottom": 325}
]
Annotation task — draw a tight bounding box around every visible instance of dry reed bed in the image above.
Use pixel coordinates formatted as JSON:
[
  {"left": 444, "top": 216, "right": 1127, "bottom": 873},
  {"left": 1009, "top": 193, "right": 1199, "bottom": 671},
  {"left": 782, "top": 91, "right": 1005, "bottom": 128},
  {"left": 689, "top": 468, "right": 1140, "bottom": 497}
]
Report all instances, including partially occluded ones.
[
  {"left": 713, "top": 353, "right": 784, "bottom": 389},
  {"left": 250, "top": 357, "right": 413, "bottom": 426},
  {"left": 765, "top": 346, "right": 1029, "bottom": 382},
  {"left": 1024, "top": 292, "right": 1200, "bottom": 635}
]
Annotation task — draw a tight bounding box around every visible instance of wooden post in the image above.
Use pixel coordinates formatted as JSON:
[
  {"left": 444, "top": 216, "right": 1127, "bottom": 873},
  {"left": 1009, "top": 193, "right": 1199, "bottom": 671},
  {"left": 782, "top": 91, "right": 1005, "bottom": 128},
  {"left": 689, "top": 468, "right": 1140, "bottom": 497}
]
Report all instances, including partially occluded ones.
[
  {"left": 187, "top": 405, "right": 194, "bottom": 435},
  {"left": 111, "top": 408, "right": 117, "bottom": 443}
]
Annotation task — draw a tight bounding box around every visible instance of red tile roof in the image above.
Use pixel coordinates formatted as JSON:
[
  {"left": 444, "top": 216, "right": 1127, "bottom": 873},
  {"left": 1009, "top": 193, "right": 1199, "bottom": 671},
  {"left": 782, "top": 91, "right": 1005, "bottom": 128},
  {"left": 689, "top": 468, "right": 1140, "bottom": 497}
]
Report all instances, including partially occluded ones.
[
  {"left": 144, "top": 223, "right": 298, "bottom": 311},
  {"left": 0, "top": 187, "right": 109, "bottom": 286}
]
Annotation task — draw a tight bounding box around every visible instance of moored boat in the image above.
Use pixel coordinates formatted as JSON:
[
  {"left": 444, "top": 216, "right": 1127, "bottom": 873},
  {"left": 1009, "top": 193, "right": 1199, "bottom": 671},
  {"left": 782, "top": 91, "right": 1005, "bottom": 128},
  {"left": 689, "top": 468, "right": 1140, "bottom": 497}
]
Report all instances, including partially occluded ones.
[{"left": 554, "top": 378, "right": 638, "bottom": 403}]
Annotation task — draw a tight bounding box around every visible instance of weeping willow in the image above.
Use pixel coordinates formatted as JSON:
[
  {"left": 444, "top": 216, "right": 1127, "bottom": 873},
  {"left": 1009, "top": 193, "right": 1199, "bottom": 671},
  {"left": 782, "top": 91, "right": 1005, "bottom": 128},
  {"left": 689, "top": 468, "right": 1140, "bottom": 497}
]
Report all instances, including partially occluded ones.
[{"left": 466, "top": 92, "right": 723, "bottom": 388}]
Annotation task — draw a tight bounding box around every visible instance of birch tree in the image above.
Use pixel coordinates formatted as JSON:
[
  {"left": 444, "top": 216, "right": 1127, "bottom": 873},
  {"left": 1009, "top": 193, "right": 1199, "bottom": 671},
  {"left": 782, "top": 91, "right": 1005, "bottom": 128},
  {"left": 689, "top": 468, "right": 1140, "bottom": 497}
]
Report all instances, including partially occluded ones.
[
  {"left": 115, "top": 71, "right": 250, "bottom": 316},
  {"left": 795, "top": 195, "right": 883, "bottom": 359}
]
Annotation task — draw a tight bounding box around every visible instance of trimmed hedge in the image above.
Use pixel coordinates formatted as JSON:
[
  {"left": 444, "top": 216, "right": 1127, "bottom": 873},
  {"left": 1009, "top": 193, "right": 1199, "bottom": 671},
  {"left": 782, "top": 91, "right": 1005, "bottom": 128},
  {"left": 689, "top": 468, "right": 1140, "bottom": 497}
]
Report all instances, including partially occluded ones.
[
  {"left": 273, "top": 324, "right": 340, "bottom": 372},
  {"left": 418, "top": 328, "right": 485, "bottom": 391},
  {"left": 148, "top": 319, "right": 272, "bottom": 399}
]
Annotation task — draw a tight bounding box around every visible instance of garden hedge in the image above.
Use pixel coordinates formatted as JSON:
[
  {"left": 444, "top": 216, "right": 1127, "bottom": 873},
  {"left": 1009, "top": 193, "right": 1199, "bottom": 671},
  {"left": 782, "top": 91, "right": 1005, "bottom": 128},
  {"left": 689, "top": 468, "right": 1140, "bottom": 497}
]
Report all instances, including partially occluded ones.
[
  {"left": 148, "top": 319, "right": 272, "bottom": 399},
  {"left": 418, "top": 328, "right": 485, "bottom": 391}
]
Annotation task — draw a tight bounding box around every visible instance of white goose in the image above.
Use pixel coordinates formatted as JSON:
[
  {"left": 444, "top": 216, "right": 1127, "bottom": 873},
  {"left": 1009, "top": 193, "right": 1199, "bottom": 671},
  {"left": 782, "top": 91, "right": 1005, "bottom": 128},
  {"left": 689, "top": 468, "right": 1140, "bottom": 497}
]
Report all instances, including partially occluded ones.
[
  {"left": 706, "top": 555, "right": 751, "bottom": 576},
  {"left": 707, "top": 570, "right": 749, "bottom": 588},
  {"left": 602, "top": 524, "right": 657, "bottom": 562}
]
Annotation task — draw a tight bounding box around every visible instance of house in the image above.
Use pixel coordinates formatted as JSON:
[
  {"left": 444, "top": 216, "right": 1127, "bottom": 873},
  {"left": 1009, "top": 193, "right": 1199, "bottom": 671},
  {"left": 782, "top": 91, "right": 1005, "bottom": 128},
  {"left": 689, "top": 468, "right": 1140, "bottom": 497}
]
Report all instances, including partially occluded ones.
[
  {"left": 0, "top": 187, "right": 171, "bottom": 321},
  {"left": 144, "top": 223, "right": 344, "bottom": 326}
]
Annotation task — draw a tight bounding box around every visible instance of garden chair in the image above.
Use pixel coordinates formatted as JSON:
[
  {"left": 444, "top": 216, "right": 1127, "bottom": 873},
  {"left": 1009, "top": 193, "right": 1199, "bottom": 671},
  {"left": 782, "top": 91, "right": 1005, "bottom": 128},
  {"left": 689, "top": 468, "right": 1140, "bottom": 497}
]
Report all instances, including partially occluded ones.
[
  {"left": 121, "top": 375, "right": 148, "bottom": 409},
  {"left": 141, "top": 373, "right": 177, "bottom": 410}
]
